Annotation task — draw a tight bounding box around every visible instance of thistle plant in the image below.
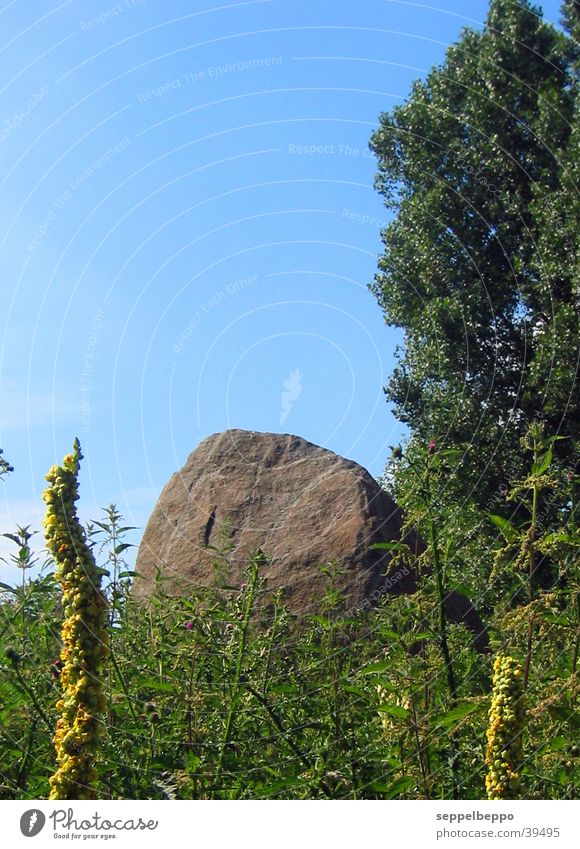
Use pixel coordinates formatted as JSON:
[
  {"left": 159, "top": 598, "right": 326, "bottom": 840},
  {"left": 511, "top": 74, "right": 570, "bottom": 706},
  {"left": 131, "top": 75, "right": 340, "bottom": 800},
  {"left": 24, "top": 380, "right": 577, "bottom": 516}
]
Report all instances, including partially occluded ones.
[
  {"left": 43, "top": 439, "right": 109, "bottom": 800},
  {"left": 1, "top": 525, "right": 41, "bottom": 592},
  {"left": 490, "top": 422, "right": 573, "bottom": 687},
  {"left": 485, "top": 655, "right": 525, "bottom": 800}
]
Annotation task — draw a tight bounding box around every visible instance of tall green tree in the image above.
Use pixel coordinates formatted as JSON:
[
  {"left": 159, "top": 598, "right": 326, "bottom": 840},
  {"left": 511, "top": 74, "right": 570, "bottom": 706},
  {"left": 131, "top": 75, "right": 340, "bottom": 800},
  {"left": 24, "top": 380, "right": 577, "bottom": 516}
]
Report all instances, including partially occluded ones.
[{"left": 369, "top": 0, "right": 579, "bottom": 503}]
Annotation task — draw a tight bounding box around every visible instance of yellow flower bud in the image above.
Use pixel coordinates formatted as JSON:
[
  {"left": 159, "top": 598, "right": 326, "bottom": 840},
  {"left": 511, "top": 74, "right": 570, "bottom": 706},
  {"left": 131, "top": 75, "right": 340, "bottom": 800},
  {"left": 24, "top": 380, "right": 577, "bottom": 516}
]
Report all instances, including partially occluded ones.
[
  {"left": 485, "top": 655, "right": 525, "bottom": 800},
  {"left": 44, "top": 440, "right": 108, "bottom": 801}
]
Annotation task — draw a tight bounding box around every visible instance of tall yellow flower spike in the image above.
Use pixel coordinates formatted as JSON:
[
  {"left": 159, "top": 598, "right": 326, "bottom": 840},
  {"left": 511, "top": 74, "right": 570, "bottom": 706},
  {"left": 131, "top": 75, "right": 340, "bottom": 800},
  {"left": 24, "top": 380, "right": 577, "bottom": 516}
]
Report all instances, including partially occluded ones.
[
  {"left": 43, "top": 439, "right": 109, "bottom": 800},
  {"left": 485, "top": 654, "right": 525, "bottom": 800}
]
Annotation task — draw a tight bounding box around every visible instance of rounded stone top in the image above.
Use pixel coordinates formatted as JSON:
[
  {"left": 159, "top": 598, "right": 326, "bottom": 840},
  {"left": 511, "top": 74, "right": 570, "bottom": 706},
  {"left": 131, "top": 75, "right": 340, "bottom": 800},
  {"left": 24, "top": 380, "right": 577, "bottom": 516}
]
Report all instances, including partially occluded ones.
[{"left": 132, "top": 429, "right": 415, "bottom": 616}]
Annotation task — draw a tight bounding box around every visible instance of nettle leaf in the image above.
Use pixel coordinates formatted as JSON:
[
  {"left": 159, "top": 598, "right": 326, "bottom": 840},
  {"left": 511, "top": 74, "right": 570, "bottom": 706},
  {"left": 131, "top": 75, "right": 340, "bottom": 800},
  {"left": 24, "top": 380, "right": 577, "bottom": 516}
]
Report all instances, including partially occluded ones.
[
  {"left": 309, "top": 614, "right": 332, "bottom": 628},
  {"left": 377, "top": 704, "right": 410, "bottom": 719},
  {"left": 371, "top": 775, "right": 415, "bottom": 798},
  {"left": 546, "top": 736, "right": 568, "bottom": 753},
  {"left": 548, "top": 706, "right": 580, "bottom": 728},
  {"left": 488, "top": 513, "right": 518, "bottom": 543},
  {"left": 532, "top": 447, "right": 553, "bottom": 477},
  {"left": 541, "top": 613, "right": 571, "bottom": 626},
  {"left": 541, "top": 532, "right": 572, "bottom": 546},
  {"left": 269, "top": 683, "right": 295, "bottom": 695},
  {"left": 2, "top": 533, "right": 21, "bottom": 544},
  {"left": 184, "top": 752, "right": 201, "bottom": 772},
  {"left": 260, "top": 776, "right": 304, "bottom": 795},
  {"left": 449, "top": 582, "right": 472, "bottom": 598},
  {"left": 360, "top": 660, "right": 391, "bottom": 675},
  {"left": 432, "top": 702, "right": 479, "bottom": 728},
  {"left": 342, "top": 685, "right": 366, "bottom": 697},
  {"left": 140, "top": 678, "right": 174, "bottom": 693}
]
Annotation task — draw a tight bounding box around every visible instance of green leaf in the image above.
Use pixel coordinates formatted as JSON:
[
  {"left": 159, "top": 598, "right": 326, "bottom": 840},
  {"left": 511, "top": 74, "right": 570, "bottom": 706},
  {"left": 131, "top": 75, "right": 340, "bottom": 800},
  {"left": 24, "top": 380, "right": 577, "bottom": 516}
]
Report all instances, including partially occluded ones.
[
  {"left": 184, "top": 752, "right": 201, "bottom": 772},
  {"left": 2, "top": 533, "right": 21, "bottom": 544},
  {"left": 449, "top": 582, "right": 472, "bottom": 598},
  {"left": 309, "top": 614, "right": 331, "bottom": 628},
  {"left": 269, "top": 683, "right": 295, "bottom": 695},
  {"left": 369, "top": 541, "right": 409, "bottom": 553},
  {"left": 548, "top": 706, "right": 580, "bottom": 728},
  {"left": 432, "top": 702, "right": 479, "bottom": 728},
  {"left": 360, "top": 660, "right": 391, "bottom": 675},
  {"left": 371, "top": 775, "right": 415, "bottom": 798},
  {"left": 342, "top": 685, "right": 366, "bottom": 697},
  {"left": 546, "top": 435, "right": 568, "bottom": 447},
  {"left": 0, "top": 582, "right": 16, "bottom": 593},
  {"left": 532, "top": 447, "right": 553, "bottom": 477},
  {"left": 377, "top": 704, "right": 410, "bottom": 719},
  {"left": 488, "top": 513, "right": 518, "bottom": 543},
  {"left": 508, "top": 572, "right": 529, "bottom": 594},
  {"left": 542, "top": 532, "right": 572, "bottom": 545},
  {"left": 542, "top": 613, "right": 571, "bottom": 626},
  {"left": 140, "top": 678, "right": 174, "bottom": 693},
  {"left": 260, "top": 776, "right": 304, "bottom": 795},
  {"left": 114, "top": 543, "right": 133, "bottom": 555},
  {"left": 546, "top": 736, "right": 568, "bottom": 753}
]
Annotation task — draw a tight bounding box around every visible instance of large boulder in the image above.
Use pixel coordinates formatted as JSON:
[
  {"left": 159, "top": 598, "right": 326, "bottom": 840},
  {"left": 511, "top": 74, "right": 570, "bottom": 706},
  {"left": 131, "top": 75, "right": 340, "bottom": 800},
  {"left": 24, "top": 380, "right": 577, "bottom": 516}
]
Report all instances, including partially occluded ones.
[{"left": 133, "top": 429, "right": 487, "bottom": 648}]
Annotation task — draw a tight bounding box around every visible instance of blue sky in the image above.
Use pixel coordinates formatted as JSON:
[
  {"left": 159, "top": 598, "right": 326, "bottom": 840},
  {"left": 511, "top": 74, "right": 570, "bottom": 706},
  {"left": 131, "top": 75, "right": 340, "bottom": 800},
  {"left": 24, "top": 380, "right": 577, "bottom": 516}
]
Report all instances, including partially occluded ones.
[{"left": 0, "top": 0, "right": 565, "bottom": 582}]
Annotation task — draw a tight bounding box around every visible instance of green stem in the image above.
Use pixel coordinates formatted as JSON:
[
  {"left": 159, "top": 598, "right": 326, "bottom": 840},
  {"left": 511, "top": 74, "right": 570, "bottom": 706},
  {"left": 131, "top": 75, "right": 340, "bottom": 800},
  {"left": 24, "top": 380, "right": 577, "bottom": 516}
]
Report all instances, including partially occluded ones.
[
  {"left": 429, "top": 516, "right": 460, "bottom": 799},
  {"left": 247, "top": 685, "right": 333, "bottom": 798},
  {"left": 108, "top": 641, "right": 138, "bottom": 722},
  {"left": 261, "top": 594, "right": 282, "bottom": 698},
  {"left": 524, "top": 458, "right": 539, "bottom": 690},
  {"left": 12, "top": 667, "right": 52, "bottom": 732},
  {"left": 16, "top": 717, "right": 39, "bottom": 788},
  {"left": 409, "top": 689, "right": 430, "bottom": 799},
  {"left": 430, "top": 519, "right": 457, "bottom": 703},
  {"left": 214, "top": 555, "right": 260, "bottom": 791}
]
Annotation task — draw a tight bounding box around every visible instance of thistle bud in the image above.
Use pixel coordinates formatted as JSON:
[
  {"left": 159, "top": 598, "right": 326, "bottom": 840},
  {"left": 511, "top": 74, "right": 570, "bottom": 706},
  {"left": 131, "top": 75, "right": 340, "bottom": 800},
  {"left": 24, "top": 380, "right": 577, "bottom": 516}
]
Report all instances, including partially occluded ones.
[{"left": 5, "top": 647, "right": 22, "bottom": 666}]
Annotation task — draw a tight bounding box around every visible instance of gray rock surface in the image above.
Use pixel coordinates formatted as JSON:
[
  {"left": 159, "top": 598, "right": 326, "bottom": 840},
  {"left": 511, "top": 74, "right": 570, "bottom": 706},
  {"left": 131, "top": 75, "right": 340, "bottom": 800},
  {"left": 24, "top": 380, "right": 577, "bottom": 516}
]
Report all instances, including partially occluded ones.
[{"left": 133, "top": 429, "right": 487, "bottom": 649}]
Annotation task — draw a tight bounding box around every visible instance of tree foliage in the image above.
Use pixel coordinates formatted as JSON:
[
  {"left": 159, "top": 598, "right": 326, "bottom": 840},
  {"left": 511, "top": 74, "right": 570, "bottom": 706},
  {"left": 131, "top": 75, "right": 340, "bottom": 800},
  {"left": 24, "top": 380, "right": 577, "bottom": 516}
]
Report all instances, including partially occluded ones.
[{"left": 369, "top": 0, "right": 579, "bottom": 502}]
